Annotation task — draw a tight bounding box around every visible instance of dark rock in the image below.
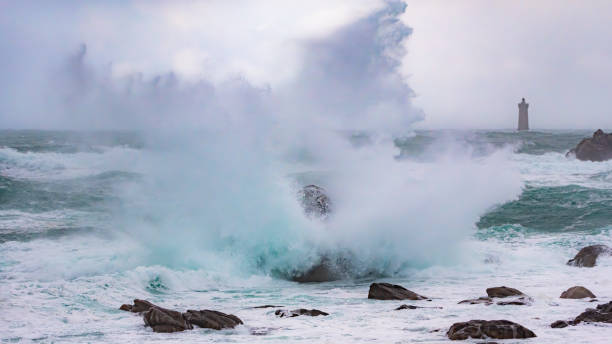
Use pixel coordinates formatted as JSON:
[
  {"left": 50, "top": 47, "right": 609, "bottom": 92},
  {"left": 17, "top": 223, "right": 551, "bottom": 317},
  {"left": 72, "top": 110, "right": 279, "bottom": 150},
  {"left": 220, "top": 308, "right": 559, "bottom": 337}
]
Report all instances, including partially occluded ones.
[
  {"left": 183, "top": 310, "right": 243, "bottom": 330},
  {"left": 573, "top": 301, "right": 612, "bottom": 324},
  {"left": 299, "top": 185, "right": 331, "bottom": 218},
  {"left": 275, "top": 309, "right": 329, "bottom": 317},
  {"left": 551, "top": 301, "right": 612, "bottom": 327},
  {"left": 486, "top": 286, "right": 524, "bottom": 298},
  {"left": 395, "top": 304, "right": 442, "bottom": 310},
  {"left": 368, "top": 283, "right": 427, "bottom": 300},
  {"left": 143, "top": 307, "right": 193, "bottom": 333},
  {"left": 251, "top": 305, "right": 282, "bottom": 309},
  {"left": 560, "top": 286, "right": 596, "bottom": 299},
  {"left": 567, "top": 129, "right": 612, "bottom": 161},
  {"left": 119, "top": 299, "right": 157, "bottom": 313},
  {"left": 446, "top": 320, "right": 536, "bottom": 340},
  {"left": 496, "top": 296, "right": 533, "bottom": 306},
  {"left": 458, "top": 297, "right": 493, "bottom": 305},
  {"left": 290, "top": 258, "right": 343, "bottom": 283},
  {"left": 550, "top": 320, "right": 570, "bottom": 328},
  {"left": 567, "top": 245, "right": 611, "bottom": 267}
]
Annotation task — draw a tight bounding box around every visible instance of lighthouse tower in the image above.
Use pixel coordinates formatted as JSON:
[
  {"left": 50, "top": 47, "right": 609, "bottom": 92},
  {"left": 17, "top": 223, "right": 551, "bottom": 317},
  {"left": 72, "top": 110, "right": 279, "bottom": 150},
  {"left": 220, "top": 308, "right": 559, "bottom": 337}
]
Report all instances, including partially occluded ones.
[{"left": 518, "top": 98, "right": 529, "bottom": 131}]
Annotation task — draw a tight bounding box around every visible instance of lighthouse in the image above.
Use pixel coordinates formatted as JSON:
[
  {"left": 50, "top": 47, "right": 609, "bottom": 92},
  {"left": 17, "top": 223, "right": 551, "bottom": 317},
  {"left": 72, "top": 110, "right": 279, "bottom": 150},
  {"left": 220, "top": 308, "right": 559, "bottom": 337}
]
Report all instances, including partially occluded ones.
[{"left": 518, "top": 98, "right": 529, "bottom": 131}]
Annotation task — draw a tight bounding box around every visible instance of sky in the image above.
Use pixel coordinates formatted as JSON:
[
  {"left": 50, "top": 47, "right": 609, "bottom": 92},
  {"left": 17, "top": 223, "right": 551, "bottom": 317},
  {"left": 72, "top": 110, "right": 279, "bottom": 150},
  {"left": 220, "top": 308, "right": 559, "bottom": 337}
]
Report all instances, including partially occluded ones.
[{"left": 0, "top": 0, "right": 611, "bottom": 130}]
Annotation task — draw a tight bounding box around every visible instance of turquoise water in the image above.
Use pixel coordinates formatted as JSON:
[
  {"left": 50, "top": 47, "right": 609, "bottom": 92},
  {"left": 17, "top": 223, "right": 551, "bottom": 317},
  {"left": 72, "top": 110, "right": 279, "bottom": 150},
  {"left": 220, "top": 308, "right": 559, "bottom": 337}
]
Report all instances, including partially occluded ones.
[{"left": 1, "top": 129, "right": 611, "bottom": 343}]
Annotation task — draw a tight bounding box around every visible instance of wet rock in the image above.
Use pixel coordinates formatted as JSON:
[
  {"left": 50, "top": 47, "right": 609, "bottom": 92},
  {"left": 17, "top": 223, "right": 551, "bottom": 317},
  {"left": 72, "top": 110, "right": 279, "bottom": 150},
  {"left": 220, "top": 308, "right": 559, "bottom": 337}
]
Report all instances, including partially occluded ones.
[
  {"left": 183, "top": 310, "right": 243, "bottom": 330},
  {"left": 143, "top": 307, "right": 193, "bottom": 333},
  {"left": 274, "top": 309, "right": 329, "bottom": 317},
  {"left": 567, "top": 245, "right": 611, "bottom": 267},
  {"left": 567, "top": 129, "right": 612, "bottom": 161},
  {"left": 496, "top": 296, "right": 533, "bottom": 306},
  {"left": 290, "top": 257, "right": 344, "bottom": 282},
  {"left": 560, "top": 286, "right": 596, "bottom": 299},
  {"left": 551, "top": 301, "right": 612, "bottom": 328},
  {"left": 486, "top": 286, "right": 524, "bottom": 298},
  {"left": 573, "top": 301, "right": 612, "bottom": 324},
  {"left": 299, "top": 185, "right": 331, "bottom": 218},
  {"left": 119, "top": 299, "right": 157, "bottom": 313},
  {"left": 550, "top": 320, "right": 570, "bottom": 328},
  {"left": 395, "top": 304, "right": 442, "bottom": 310},
  {"left": 447, "top": 320, "right": 536, "bottom": 340},
  {"left": 251, "top": 305, "right": 282, "bottom": 309},
  {"left": 458, "top": 297, "right": 493, "bottom": 305},
  {"left": 368, "top": 283, "right": 427, "bottom": 300}
]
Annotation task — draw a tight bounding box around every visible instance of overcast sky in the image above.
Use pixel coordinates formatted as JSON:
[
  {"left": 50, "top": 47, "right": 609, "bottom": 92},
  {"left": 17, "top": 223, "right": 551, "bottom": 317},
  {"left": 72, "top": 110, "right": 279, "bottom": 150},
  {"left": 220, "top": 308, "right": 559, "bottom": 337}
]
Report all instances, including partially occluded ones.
[{"left": 1, "top": 0, "right": 611, "bottom": 130}]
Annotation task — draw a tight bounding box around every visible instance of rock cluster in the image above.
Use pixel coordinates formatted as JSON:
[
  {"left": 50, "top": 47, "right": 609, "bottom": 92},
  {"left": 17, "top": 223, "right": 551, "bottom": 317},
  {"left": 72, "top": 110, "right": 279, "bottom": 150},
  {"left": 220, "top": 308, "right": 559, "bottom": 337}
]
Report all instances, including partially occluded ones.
[
  {"left": 551, "top": 301, "right": 612, "bottom": 328},
  {"left": 119, "top": 299, "right": 242, "bottom": 333}
]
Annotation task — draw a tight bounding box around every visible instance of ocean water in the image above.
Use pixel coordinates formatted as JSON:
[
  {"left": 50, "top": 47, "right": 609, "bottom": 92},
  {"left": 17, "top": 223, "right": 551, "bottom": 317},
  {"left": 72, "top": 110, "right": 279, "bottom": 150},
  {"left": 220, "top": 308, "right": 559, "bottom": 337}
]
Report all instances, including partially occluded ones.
[{"left": 1, "top": 129, "right": 611, "bottom": 343}]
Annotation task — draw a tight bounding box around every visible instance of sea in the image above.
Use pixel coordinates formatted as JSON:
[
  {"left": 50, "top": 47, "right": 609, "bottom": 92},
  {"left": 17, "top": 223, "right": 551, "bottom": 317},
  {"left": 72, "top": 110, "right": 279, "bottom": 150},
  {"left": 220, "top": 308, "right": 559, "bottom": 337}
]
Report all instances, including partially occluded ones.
[{"left": 1, "top": 129, "right": 611, "bottom": 343}]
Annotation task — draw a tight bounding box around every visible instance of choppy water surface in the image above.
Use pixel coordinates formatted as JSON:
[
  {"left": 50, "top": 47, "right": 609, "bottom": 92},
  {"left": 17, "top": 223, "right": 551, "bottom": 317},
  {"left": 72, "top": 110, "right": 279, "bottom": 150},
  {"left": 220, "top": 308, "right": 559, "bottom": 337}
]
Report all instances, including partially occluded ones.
[{"left": 1, "top": 129, "right": 611, "bottom": 343}]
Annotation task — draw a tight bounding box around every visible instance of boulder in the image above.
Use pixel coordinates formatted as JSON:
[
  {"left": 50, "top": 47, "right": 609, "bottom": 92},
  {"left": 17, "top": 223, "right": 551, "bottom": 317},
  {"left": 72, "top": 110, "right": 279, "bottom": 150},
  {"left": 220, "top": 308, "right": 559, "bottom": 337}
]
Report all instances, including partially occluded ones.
[
  {"left": 486, "top": 286, "right": 524, "bottom": 298},
  {"left": 560, "top": 286, "right": 596, "bottom": 299},
  {"left": 183, "top": 310, "right": 243, "bottom": 330},
  {"left": 567, "top": 129, "right": 612, "bottom": 161},
  {"left": 550, "top": 320, "right": 570, "bottom": 328},
  {"left": 567, "top": 245, "right": 611, "bottom": 267},
  {"left": 447, "top": 320, "right": 536, "bottom": 340},
  {"left": 368, "top": 283, "right": 427, "bottom": 300},
  {"left": 143, "top": 307, "right": 193, "bottom": 333},
  {"left": 290, "top": 257, "right": 343, "bottom": 282},
  {"left": 299, "top": 185, "right": 331, "bottom": 218},
  {"left": 274, "top": 309, "right": 329, "bottom": 317}
]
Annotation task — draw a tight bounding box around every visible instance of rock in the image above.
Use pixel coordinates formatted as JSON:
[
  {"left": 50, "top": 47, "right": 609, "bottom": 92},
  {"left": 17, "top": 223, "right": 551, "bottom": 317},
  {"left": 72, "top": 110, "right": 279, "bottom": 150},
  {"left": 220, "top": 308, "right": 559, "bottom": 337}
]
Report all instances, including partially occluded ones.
[
  {"left": 486, "top": 286, "right": 524, "bottom": 298},
  {"left": 395, "top": 304, "right": 442, "bottom": 310},
  {"left": 458, "top": 297, "right": 493, "bottom": 305},
  {"left": 299, "top": 185, "right": 331, "bottom": 218},
  {"left": 560, "top": 286, "right": 596, "bottom": 299},
  {"left": 251, "top": 305, "right": 282, "bottom": 309},
  {"left": 567, "top": 129, "right": 612, "bottom": 161},
  {"left": 573, "top": 301, "right": 612, "bottom": 324},
  {"left": 447, "top": 320, "right": 536, "bottom": 340},
  {"left": 496, "top": 296, "right": 533, "bottom": 306},
  {"left": 143, "top": 307, "right": 193, "bottom": 333},
  {"left": 368, "top": 283, "right": 427, "bottom": 301},
  {"left": 567, "top": 245, "right": 611, "bottom": 267},
  {"left": 551, "top": 301, "right": 612, "bottom": 327},
  {"left": 183, "top": 310, "right": 243, "bottom": 330},
  {"left": 274, "top": 309, "right": 329, "bottom": 317},
  {"left": 290, "top": 257, "right": 343, "bottom": 283},
  {"left": 119, "top": 299, "right": 156, "bottom": 313},
  {"left": 550, "top": 320, "right": 570, "bottom": 328}
]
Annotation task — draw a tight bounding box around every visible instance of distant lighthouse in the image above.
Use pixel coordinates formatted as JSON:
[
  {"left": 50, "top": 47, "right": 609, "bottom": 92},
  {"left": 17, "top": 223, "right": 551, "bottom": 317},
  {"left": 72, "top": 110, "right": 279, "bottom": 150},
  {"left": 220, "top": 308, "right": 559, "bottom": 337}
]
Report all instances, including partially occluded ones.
[{"left": 518, "top": 98, "right": 529, "bottom": 131}]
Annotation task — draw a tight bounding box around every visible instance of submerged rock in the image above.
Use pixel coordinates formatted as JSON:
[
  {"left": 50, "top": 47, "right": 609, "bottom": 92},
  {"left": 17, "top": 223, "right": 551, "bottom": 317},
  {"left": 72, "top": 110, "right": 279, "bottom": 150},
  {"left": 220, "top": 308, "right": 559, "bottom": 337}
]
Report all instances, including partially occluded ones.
[
  {"left": 299, "top": 185, "right": 331, "bottom": 218},
  {"left": 486, "top": 286, "right": 523, "bottom": 298},
  {"left": 447, "top": 320, "right": 536, "bottom": 340},
  {"left": 251, "top": 305, "right": 283, "bottom": 309},
  {"left": 567, "top": 129, "right": 612, "bottom": 161},
  {"left": 458, "top": 297, "right": 493, "bottom": 305},
  {"left": 560, "top": 286, "right": 596, "bottom": 299},
  {"left": 550, "top": 320, "right": 570, "bottom": 328},
  {"left": 183, "top": 310, "right": 243, "bottom": 330},
  {"left": 368, "top": 283, "right": 427, "bottom": 300},
  {"left": 275, "top": 309, "right": 329, "bottom": 317},
  {"left": 567, "top": 245, "right": 611, "bottom": 267},
  {"left": 290, "top": 257, "right": 344, "bottom": 283}
]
